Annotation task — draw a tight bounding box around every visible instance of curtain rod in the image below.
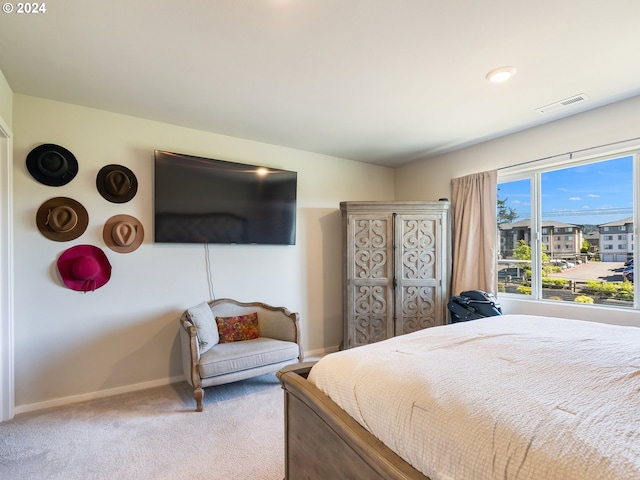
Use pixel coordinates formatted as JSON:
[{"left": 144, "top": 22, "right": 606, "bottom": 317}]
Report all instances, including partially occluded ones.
[{"left": 498, "top": 136, "right": 640, "bottom": 171}]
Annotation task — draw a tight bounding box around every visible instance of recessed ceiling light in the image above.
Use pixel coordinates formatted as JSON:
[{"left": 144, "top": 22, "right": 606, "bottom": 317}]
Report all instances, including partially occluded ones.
[{"left": 486, "top": 66, "right": 517, "bottom": 83}]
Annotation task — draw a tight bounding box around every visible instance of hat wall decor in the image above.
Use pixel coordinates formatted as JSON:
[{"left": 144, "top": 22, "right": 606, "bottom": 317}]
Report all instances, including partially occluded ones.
[
  {"left": 96, "top": 164, "right": 138, "bottom": 203},
  {"left": 26, "top": 144, "right": 79, "bottom": 186},
  {"left": 36, "top": 197, "right": 89, "bottom": 242},
  {"left": 103, "top": 214, "right": 144, "bottom": 253},
  {"left": 56, "top": 244, "right": 112, "bottom": 292}
]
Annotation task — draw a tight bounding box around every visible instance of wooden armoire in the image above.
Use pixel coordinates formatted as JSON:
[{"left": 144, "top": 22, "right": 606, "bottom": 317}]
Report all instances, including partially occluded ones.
[{"left": 340, "top": 201, "right": 451, "bottom": 349}]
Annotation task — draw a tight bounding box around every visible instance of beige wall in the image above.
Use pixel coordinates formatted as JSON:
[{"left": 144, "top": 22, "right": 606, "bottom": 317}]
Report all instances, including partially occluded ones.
[
  {"left": 395, "top": 95, "right": 640, "bottom": 201},
  {"left": 396, "top": 94, "right": 640, "bottom": 326},
  {"left": 12, "top": 94, "right": 394, "bottom": 410}
]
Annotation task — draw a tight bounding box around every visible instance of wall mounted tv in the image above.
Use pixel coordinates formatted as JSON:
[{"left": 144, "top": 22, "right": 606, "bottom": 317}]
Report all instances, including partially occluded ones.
[{"left": 154, "top": 150, "right": 297, "bottom": 245}]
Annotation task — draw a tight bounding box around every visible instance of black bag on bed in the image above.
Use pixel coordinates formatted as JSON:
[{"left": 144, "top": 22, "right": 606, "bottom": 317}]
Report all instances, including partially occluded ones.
[{"left": 448, "top": 290, "right": 502, "bottom": 323}]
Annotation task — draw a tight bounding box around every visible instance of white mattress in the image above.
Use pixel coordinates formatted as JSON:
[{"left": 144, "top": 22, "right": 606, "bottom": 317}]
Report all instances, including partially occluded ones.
[{"left": 308, "top": 315, "right": 640, "bottom": 480}]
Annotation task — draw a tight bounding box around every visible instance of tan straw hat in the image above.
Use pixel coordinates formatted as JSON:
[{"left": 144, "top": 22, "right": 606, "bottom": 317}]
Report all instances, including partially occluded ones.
[
  {"left": 36, "top": 197, "right": 89, "bottom": 242},
  {"left": 103, "top": 214, "right": 144, "bottom": 253}
]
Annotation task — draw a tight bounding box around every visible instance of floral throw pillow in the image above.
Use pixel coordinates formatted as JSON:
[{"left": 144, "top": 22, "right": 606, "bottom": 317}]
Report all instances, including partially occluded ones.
[{"left": 215, "top": 312, "right": 259, "bottom": 343}]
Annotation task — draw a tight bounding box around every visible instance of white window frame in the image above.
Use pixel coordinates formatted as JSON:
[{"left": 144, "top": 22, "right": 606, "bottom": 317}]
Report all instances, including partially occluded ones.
[{"left": 498, "top": 146, "right": 640, "bottom": 310}]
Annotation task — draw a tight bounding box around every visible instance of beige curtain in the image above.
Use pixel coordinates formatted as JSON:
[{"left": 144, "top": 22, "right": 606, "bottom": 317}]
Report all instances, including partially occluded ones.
[{"left": 451, "top": 170, "right": 498, "bottom": 296}]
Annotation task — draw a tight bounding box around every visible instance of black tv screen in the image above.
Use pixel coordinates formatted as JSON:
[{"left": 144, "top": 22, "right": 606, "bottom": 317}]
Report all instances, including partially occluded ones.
[{"left": 154, "top": 150, "right": 297, "bottom": 245}]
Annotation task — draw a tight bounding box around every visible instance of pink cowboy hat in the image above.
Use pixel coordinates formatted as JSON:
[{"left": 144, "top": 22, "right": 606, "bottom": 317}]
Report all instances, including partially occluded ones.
[{"left": 57, "top": 245, "right": 112, "bottom": 292}]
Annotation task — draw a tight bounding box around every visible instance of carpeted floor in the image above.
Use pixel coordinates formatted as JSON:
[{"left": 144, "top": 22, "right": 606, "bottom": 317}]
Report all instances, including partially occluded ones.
[{"left": 0, "top": 374, "right": 285, "bottom": 480}]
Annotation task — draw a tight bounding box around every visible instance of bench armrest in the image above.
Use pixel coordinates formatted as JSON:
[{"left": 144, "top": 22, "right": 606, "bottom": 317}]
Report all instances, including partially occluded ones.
[{"left": 179, "top": 316, "right": 203, "bottom": 391}]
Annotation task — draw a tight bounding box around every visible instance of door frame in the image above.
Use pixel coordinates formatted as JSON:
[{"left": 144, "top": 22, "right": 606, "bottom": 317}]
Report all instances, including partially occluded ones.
[{"left": 0, "top": 118, "right": 14, "bottom": 421}]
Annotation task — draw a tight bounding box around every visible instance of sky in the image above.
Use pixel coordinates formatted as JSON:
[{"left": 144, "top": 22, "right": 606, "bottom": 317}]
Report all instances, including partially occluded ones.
[{"left": 498, "top": 155, "right": 633, "bottom": 225}]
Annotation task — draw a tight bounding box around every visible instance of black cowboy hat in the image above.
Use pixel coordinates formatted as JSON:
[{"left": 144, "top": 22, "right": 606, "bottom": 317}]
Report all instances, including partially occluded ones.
[{"left": 26, "top": 144, "right": 79, "bottom": 186}]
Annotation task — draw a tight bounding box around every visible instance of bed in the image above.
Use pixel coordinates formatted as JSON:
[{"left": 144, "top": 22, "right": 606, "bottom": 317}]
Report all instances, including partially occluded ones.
[{"left": 277, "top": 314, "right": 640, "bottom": 480}]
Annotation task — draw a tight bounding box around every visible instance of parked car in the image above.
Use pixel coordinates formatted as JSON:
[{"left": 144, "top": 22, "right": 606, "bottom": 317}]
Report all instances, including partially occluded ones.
[
  {"left": 548, "top": 259, "right": 576, "bottom": 270},
  {"left": 498, "top": 267, "right": 524, "bottom": 279},
  {"left": 623, "top": 265, "right": 634, "bottom": 282}
]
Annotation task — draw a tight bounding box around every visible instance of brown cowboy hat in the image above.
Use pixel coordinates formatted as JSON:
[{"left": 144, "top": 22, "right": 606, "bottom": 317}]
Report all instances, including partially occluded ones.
[
  {"left": 36, "top": 197, "right": 89, "bottom": 242},
  {"left": 26, "top": 144, "right": 79, "bottom": 186},
  {"left": 57, "top": 245, "right": 112, "bottom": 292},
  {"left": 96, "top": 164, "right": 138, "bottom": 203},
  {"left": 103, "top": 214, "right": 144, "bottom": 253}
]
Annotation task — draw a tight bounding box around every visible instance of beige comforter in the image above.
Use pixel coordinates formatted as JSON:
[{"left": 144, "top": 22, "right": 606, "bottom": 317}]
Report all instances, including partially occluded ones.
[{"left": 308, "top": 315, "right": 640, "bottom": 480}]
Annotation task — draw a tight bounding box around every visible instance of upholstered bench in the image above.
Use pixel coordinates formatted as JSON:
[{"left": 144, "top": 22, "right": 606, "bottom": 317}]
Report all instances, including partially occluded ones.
[{"left": 179, "top": 298, "right": 303, "bottom": 411}]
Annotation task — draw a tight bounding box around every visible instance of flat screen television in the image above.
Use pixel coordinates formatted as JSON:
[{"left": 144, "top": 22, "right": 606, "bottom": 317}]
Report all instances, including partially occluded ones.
[{"left": 154, "top": 150, "right": 297, "bottom": 245}]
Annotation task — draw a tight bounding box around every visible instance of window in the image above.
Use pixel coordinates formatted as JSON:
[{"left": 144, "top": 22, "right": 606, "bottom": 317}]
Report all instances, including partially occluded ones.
[{"left": 498, "top": 153, "right": 637, "bottom": 308}]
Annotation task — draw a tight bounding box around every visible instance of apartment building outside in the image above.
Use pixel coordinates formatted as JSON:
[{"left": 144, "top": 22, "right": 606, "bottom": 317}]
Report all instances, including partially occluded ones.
[
  {"left": 499, "top": 220, "right": 584, "bottom": 260},
  {"left": 598, "top": 217, "right": 633, "bottom": 262},
  {"left": 500, "top": 218, "right": 633, "bottom": 262}
]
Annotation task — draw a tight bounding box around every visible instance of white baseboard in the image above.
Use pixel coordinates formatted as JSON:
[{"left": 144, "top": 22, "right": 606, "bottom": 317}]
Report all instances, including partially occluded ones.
[
  {"left": 13, "top": 345, "right": 342, "bottom": 415},
  {"left": 304, "top": 345, "right": 339, "bottom": 359},
  {"left": 14, "top": 374, "right": 186, "bottom": 415}
]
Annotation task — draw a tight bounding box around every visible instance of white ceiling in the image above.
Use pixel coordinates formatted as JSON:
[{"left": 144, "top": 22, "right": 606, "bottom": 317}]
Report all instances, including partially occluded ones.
[{"left": 1, "top": 0, "right": 640, "bottom": 167}]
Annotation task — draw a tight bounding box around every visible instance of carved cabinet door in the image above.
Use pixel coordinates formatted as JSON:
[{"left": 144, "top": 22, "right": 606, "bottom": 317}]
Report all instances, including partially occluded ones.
[
  {"left": 344, "top": 212, "right": 394, "bottom": 348},
  {"left": 341, "top": 201, "right": 450, "bottom": 349},
  {"left": 394, "top": 214, "right": 444, "bottom": 335}
]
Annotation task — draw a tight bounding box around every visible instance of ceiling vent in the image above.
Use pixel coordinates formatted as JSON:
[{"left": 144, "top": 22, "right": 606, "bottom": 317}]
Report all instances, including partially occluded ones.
[{"left": 535, "top": 93, "right": 590, "bottom": 114}]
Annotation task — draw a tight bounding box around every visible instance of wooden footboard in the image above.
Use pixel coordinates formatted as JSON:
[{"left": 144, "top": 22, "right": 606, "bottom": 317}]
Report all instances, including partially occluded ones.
[{"left": 277, "top": 363, "right": 431, "bottom": 480}]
